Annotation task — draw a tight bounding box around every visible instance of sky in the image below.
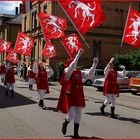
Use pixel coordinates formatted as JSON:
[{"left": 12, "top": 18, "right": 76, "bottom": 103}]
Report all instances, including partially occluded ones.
[{"left": 0, "top": 1, "right": 22, "bottom": 15}]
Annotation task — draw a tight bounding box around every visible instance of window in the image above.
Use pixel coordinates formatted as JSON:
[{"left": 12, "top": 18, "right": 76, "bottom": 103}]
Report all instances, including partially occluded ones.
[
  {"left": 93, "top": 40, "right": 101, "bottom": 60},
  {"left": 42, "top": 38, "right": 46, "bottom": 62},
  {"left": 96, "top": 70, "right": 104, "bottom": 76},
  {"left": 24, "top": 16, "right": 27, "bottom": 31},
  {"left": 31, "top": 41, "right": 36, "bottom": 60},
  {"left": 32, "top": 10, "right": 37, "bottom": 29},
  {"left": 44, "top": 4, "right": 47, "bottom": 13}
]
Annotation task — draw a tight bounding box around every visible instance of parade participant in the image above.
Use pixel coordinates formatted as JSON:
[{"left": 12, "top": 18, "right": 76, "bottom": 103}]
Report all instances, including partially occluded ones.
[
  {"left": 33, "top": 62, "right": 49, "bottom": 110},
  {"left": 0, "top": 62, "right": 6, "bottom": 83},
  {"left": 5, "top": 62, "right": 15, "bottom": 97},
  {"left": 27, "top": 62, "right": 36, "bottom": 90},
  {"left": 57, "top": 49, "right": 98, "bottom": 138},
  {"left": 100, "top": 58, "right": 126, "bottom": 118}
]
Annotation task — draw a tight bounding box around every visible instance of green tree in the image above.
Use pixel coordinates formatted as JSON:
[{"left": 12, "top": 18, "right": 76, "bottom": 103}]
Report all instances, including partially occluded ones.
[
  {"left": 57, "top": 62, "right": 64, "bottom": 81},
  {"left": 114, "top": 49, "right": 140, "bottom": 70}
]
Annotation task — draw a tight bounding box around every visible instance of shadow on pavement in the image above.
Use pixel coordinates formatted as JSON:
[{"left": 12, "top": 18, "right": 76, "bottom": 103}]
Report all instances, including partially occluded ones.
[
  {"left": 16, "top": 86, "right": 29, "bottom": 89},
  {"left": 85, "top": 112, "right": 120, "bottom": 118},
  {"left": 66, "top": 135, "right": 102, "bottom": 139},
  {"left": 118, "top": 116, "right": 140, "bottom": 124},
  {"left": 46, "top": 106, "right": 58, "bottom": 112},
  {"left": 85, "top": 112, "right": 110, "bottom": 116},
  {"left": 44, "top": 97, "right": 58, "bottom": 101},
  {"left": 0, "top": 85, "right": 37, "bottom": 108}
]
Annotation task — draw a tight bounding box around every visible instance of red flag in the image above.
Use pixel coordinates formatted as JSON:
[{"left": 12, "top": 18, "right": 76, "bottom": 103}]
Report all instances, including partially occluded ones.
[
  {"left": 0, "top": 39, "right": 11, "bottom": 53},
  {"left": 61, "top": 34, "right": 82, "bottom": 58},
  {"left": 58, "top": 0, "right": 105, "bottom": 35},
  {"left": 38, "top": 12, "right": 67, "bottom": 40},
  {"left": 42, "top": 41, "right": 56, "bottom": 58},
  {"left": 124, "top": 8, "right": 140, "bottom": 47},
  {"left": 14, "top": 32, "right": 35, "bottom": 56},
  {"left": 6, "top": 50, "right": 19, "bottom": 64},
  {"left": 22, "top": 0, "right": 30, "bottom": 14}
]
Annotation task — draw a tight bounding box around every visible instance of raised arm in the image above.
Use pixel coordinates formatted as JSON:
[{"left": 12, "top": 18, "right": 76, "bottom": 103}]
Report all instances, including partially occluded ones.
[
  {"left": 32, "top": 62, "right": 38, "bottom": 75},
  {"left": 117, "top": 65, "right": 126, "bottom": 78},
  {"left": 64, "top": 49, "right": 84, "bottom": 81},
  {"left": 81, "top": 58, "right": 98, "bottom": 79},
  {"left": 104, "top": 58, "right": 114, "bottom": 77}
]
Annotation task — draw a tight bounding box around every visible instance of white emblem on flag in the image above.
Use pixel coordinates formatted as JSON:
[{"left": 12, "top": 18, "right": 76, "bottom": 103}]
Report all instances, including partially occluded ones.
[
  {"left": 66, "top": 36, "right": 78, "bottom": 52},
  {"left": 68, "top": 0, "right": 96, "bottom": 27},
  {"left": 126, "top": 13, "right": 140, "bottom": 44}
]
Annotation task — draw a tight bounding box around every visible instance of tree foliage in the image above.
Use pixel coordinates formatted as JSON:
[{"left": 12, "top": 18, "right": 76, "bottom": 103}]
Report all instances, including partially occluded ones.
[
  {"left": 114, "top": 49, "right": 140, "bottom": 70},
  {"left": 57, "top": 62, "right": 64, "bottom": 81}
]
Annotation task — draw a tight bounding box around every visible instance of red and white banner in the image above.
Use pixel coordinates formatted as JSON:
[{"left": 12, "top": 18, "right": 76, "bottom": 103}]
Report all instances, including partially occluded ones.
[
  {"left": 38, "top": 12, "right": 67, "bottom": 40},
  {"left": 124, "top": 8, "right": 140, "bottom": 47},
  {"left": 42, "top": 41, "right": 56, "bottom": 58},
  {"left": 6, "top": 50, "right": 19, "bottom": 64},
  {"left": 14, "top": 32, "right": 35, "bottom": 56},
  {"left": 61, "top": 33, "right": 82, "bottom": 58},
  {"left": 58, "top": 0, "right": 105, "bottom": 35},
  {"left": 0, "top": 39, "right": 11, "bottom": 53}
]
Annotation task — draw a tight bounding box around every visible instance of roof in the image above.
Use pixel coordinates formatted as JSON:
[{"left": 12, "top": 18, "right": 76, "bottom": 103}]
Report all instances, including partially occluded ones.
[
  {"left": 0, "top": 13, "right": 15, "bottom": 18},
  {"left": 7, "top": 13, "right": 22, "bottom": 24}
]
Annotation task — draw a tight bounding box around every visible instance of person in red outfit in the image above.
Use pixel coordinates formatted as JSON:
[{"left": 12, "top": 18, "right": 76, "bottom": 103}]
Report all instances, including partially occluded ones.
[
  {"left": 0, "top": 62, "right": 6, "bottom": 83},
  {"left": 27, "top": 62, "right": 36, "bottom": 90},
  {"left": 57, "top": 49, "right": 98, "bottom": 138},
  {"left": 5, "top": 62, "right": 15, "bottom": 97},
  {"left": 100, "top": 58, "right": 126, "bottom": 118},
  {"left": 33, "top": 63, "right": 49, "bottom": 110}
]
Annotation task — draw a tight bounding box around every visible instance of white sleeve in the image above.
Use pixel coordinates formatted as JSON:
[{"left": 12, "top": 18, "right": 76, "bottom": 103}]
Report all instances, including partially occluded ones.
[
  {"left": 104, "top": 63, "right": 110, "bottom": 78},
  {"left": 117, "top": 69, "right": 126, "bottom": 78},
  {"left": 33, "top": 63, "right": 38, "bottom": 74},
  {"left": 64, "top": 54, "right": 80, "bottom": 81},
  {"left": 81, "top": 63, "right": 97, "bottom": 79}
]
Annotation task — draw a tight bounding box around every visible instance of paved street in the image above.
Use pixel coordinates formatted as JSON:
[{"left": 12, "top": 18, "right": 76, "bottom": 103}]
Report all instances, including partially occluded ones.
[{"left": 0, "top": 77, "right": 140, "bottom": 139}]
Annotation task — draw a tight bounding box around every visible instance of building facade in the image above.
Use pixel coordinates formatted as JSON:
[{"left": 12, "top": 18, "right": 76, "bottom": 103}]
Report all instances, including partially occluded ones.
[
  {"left": 22, "top": 1, "right": 139, "bottom": 75},
  {"left": 0, "top": 11, "right": 22, "bottom": 62}
]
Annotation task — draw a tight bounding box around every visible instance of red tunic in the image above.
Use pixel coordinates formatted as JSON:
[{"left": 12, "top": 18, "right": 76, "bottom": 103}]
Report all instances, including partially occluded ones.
[
  {"left": 36, "top": 69, "right": 49, "bottom": 93},
  {"left": 28, "top": 70, "right": 36, "bottom": 79},
  {"left": 0, "top": 65, "right": 6, "bottom": 74},
  {"left": 5, "top": 67, "right": 15, "bottom": 83},
  {"left": 57, "top": 70, "right": 85, "bottom": 114},
  {"left": 103, "top": 69, "right": 119, "bottom": 96}
]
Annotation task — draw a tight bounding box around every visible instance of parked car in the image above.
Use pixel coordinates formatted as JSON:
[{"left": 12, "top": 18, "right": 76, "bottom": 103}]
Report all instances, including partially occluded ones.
[
  {"left": 82, "top": 69, "right": 104, "bottom": 86},
  {"left": 129, "top": 73, "right": 140, "bottom": 95},
  {"left": 93, "top": 71, "right": 139, "bottom": 91}
]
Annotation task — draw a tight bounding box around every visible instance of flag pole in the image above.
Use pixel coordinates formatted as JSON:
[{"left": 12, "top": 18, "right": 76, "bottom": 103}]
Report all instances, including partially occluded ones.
[
  {"left": 120, "top": 2, "right": 131, "bottom": 47},
  {"left": 57, "top": 0, "right": 90, "bottom": 48}
]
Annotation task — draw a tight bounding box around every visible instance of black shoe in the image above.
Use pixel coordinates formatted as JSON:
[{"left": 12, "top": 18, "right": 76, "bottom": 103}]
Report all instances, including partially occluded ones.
[
  {"left": 111, "top": 106, "right": 117, "bottom": 119},
  {"left": 11, "top": 90, "right": 15, "bottom": 97},
  {"left": 62, "top": 119, "right": 69, "bottom": 135},
  {"left": 38, "top": 100, "right": 43, "bottom": 107},
  {"left": 42, "top": 105, "right": 47, "bottom": 110},
  {"left": 5, "top": 90, "right": 8, "bottom": 96},
  {"left": 100, "top": 104, "right": 106, "bottom": 115},
  {"left": 73, "top": 123, "right": 80, "bottom": 139}
]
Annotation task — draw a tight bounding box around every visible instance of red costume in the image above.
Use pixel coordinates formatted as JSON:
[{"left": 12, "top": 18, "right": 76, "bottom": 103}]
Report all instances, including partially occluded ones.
[
  {"left": 57, "top": 69, "right": 85, "bottom": 113},
  {"left": 103, "top": 69, "right": 119, "bottom": 96},
  {"left": 36, "top": 69, "right": 49, "bottom": 93},
  {"left": 5, "top": 67, "right": 15, "bottom": 83},
  {"left": 0, "top": 64, "right": 6, "bottom": 74},
  {"left": 28, "top": 66, "right": 36, "bottom": 79}
]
